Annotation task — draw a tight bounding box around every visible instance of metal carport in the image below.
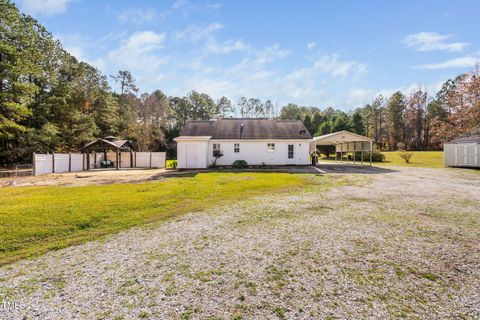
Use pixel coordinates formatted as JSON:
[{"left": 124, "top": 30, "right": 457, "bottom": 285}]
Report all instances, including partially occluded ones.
[{"left": 310, "top": 130, "right": 374, "bottom": 166}]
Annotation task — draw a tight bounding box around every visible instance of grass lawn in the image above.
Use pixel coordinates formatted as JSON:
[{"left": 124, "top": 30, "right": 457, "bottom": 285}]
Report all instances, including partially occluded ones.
[
  {"left": 0, "top": 172, "right": 315, "bottom": 265},
  {"left": 380, "top": 151, "right": 444, "bottom": 168}
]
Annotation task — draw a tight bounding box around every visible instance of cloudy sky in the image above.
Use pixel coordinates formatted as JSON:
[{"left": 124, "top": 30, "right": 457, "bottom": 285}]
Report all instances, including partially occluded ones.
[{"left": 14, "top": 0, "right": 480, "bottom": 109}]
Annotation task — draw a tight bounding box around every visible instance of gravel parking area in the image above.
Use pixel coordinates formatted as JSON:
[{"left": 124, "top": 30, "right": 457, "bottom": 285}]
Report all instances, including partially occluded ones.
[{"left": 1, "top": 166, "right": 479, "bottom": 319}]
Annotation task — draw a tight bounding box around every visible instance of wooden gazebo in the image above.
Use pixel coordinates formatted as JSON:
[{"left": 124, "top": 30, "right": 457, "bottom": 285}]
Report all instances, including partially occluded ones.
[{"left": 81, "top": 136, "right": 135, "bottom": 170}]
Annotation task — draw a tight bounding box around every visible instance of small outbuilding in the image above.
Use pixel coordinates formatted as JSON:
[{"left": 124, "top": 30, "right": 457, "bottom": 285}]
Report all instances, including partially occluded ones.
[
  {"left": 444, "top": 134, "right": 479, "bottom": 167},
  {"left": 310, "top": 130, "right": 374, "bottom": 165},
  {"left": 81, "top": 136, "right": 135, "bottom": 170}
]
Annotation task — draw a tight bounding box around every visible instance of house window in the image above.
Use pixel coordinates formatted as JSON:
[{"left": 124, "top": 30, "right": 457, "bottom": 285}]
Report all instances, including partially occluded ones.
[
  {"left": 267, "top": 143, "right": 275, "bottom": 152},
  {"left": 234, "top": 143, "right": 240, "bottom": 153},
  {"left": 213, "top": 143, "right": 221, "bottom": 157}
]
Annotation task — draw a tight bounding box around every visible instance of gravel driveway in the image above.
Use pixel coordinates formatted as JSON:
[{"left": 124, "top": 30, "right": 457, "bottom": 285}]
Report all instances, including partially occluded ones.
[{"left": 1, "top": 166, "right": 479, "bottom": 319}]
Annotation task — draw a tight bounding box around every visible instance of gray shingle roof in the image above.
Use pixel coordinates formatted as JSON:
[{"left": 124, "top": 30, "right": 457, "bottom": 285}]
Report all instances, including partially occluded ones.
[
  {"left": 179, "top": 118, "right": 312, "bottom": 140},
  {"left": 446, "top": 134, "right": 480, "bottom": 144}
]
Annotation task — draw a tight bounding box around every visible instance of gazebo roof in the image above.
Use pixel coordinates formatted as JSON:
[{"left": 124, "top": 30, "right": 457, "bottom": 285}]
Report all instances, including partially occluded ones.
[{"left": 82, "top": 137, "right": 134, "bottom": 152}]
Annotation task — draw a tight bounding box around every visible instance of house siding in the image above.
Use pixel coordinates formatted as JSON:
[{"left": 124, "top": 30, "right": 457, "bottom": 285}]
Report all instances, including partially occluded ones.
[{"left": 206, "top": 140, "right": 310, "bottom": 167}]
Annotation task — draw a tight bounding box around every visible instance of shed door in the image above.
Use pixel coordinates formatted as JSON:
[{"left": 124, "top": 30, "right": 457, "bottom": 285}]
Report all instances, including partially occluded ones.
[
  {"left": 466, "top": 144, "right": 477, "bottom": 165},
  {"left": 186, "top": 145, "right": 198, "bottom": 168},
  {"left": 455, "top": 145, "right": 465, "bottom": 165},
  {"left": 456, "top": 144, "right": 478, "bottom": 166}
]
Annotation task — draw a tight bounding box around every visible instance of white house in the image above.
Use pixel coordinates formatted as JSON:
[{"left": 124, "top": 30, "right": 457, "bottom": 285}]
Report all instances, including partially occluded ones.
[{"left": 174, "top": 118, "right": 312, "bottom": 168}]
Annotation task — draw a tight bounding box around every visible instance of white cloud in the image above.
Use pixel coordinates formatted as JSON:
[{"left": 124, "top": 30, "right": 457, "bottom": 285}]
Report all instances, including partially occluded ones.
[
  {"left": 17, "top": 0, "right": 71, "bottom": 16},
  {"left": 205, "top": 39, "right": 250, "bottom": 54},
  {"left": 306, "top": 42, "right": 316, "bottom": 50},
  {"left": 108, "top": 31, "right": 168, "bottom": 71},
  {"left": 347, "top": 88, "right": 375, "bottom": 105},
  {"left": 116, "top": 7, "right": 160, "bottom": 24},
  {"left": 206, "top": 3, "right": 222, "bottom": 10},
  {"left": 173, "top": 23, "right": 224, "bottom": 42},
  {"left": 403, "top": 32, "right": 468, "bottom": 52},
  {"left": 415, "top": 56, "right": 480, "bottom": 70},
  {"left": 313, "top": 54, "right": 367, "bottom": 77},
  {"left": 172, "top": 0, "right": 188, "bottom": 9}
]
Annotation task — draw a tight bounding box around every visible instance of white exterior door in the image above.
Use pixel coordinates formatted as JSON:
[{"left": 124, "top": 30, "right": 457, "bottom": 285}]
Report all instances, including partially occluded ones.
[
  {"left": 186, "top": 145, "right": 198, "bottom": 168},
  {"left": 455, "top": 144, "right": 478, "bottom": 166},
  {"left": 466, "top": 144, "right": 477, "bottom": 165},
  {"left": 286, "top": 144, "right": 295, "bottom": 165}
]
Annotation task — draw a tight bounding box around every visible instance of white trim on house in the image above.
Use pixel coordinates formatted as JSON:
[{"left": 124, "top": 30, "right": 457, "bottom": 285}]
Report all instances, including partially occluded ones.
[{"left": 173, "top": 136, "right": 212, "bottom": 141}]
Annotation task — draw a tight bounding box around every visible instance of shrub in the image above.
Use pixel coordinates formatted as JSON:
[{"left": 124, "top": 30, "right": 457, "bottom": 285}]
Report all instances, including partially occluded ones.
[
  {"left": 371, "top": 149, "right": 385, "bottom": 162},
  {"left": 232, "top": 160, "right": 248, "bottom": 168},
  {"left": 350, "top": 147, "right": 385, "bottom": 162},
  {"left": 399, "top": 150, "right": 413, "bottom": 163},
  {"left": 171, "top": 160, "right": 177, "bottom": 169}
]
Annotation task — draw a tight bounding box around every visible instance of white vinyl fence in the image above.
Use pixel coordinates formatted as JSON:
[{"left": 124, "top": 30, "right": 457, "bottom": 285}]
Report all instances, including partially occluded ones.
[{"left": 33, "top": 152, "right": 166, "bottom": 176}]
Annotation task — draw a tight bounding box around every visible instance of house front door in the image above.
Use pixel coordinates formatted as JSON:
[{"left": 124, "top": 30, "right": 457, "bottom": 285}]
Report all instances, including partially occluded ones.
[
  {"left": 287, "top": 144, "right": 295, "bottom": 165},
  {"left": 186, "top": 145, "right": 198, "bottom": 168}
]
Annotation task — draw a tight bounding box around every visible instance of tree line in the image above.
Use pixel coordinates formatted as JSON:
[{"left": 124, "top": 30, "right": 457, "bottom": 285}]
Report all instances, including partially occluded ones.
[
  {"left": 279, "top": 70, "right": 480, "bottom": 152},
  {"left": 1, "top": 0, "right": 479, "bottom": 165}
]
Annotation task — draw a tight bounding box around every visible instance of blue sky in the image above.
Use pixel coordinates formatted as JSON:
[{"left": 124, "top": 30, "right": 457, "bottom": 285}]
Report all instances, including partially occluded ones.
[{"left": 14, "top": 0, "right": 480, "bottom": 110}]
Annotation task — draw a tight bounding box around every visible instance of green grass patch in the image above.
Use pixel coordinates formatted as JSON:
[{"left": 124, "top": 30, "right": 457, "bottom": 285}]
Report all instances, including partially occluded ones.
[
  {"left": 0, "top": 172, "right": 314, "bottom": 265},
  {"left": 379, "top": 151, "right": 443, "bottom": 168}
]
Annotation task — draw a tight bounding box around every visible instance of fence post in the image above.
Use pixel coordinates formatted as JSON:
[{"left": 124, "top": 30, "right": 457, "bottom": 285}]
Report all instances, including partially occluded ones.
[
  {"left": 52, "top": 152, "right": 55, "bottom": 174},
  {"left": 32, "top": 152, "right": 36, "bottom": 176},
  {"left": 150, "top": 152, "right": 152, "bottom": 168},
  {"left": 69, "top": 152, "right": 72, "bottom": 172}
]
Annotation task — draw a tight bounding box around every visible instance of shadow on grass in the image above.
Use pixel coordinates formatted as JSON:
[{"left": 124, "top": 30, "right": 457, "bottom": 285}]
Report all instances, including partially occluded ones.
[
  {"left": 150, "top": 164, "right": 399, "bottom": 180},
  {"left": 150, "top": 166, "right": 323, "bottom": 180}
]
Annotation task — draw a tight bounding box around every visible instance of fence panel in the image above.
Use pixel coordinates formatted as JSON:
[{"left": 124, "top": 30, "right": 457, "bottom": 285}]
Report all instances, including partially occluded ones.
[
  {"left": 151, "top": 152, "right": 166, "bottom": 168},
  {"left": 32, "top": 151, "right": 165, "bottom": 175},
  {"left": 54, "top": 153, "right": 70, "bottom": 173},
  {"left": 34, "top": 154, "right": 53, "bottom": 176},
  {"left": 71, "top": 154, "right": 84, "bottom": 172},
  {"left": 121, "top": 152, "right": 131, "bottom": 168},
  {"left": 135, "top": 152, "right": 151, "bottom": 167}
]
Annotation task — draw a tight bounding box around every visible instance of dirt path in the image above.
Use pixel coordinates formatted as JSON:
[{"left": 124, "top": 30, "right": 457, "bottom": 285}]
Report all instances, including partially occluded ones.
[
  {"left": 0, "top": 166, "right": 319, "bottom": 187},
  {"left": 0, "top": 168, "right": 168, "bottom": 187},
  {"left": 0, "top": 167, "right": 479, "bottom": 319}
]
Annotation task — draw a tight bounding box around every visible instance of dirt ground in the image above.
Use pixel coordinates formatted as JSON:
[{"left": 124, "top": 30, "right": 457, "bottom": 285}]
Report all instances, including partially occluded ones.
[
  {"left": 0, "top": 168, "right": 169, "bottom": 187},
  {"left": 0, "top": 166, "right": 319, "bottom": 187},
  {"left": 1, "top": 165, "right": 479, "bottom": 319}
]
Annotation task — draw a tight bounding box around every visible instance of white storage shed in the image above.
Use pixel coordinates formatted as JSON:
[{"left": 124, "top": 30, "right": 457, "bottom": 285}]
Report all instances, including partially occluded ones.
[{"left": 444, "top": 134, "right": 480, "bottom": 167}]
